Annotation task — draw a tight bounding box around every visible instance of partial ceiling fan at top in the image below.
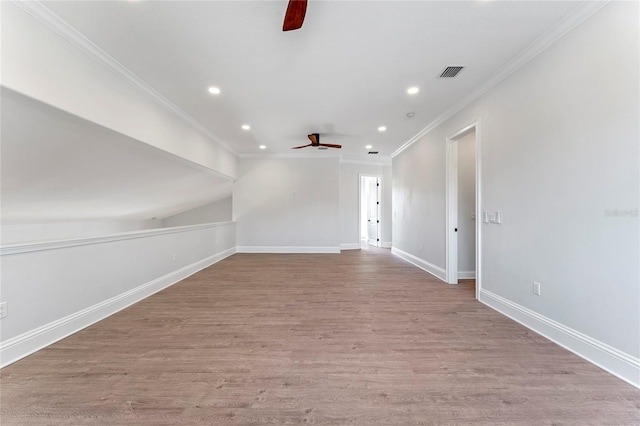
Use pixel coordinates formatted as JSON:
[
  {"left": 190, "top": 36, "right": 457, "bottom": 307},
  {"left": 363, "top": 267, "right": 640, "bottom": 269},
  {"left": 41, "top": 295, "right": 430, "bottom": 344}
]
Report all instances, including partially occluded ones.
[
  {"left": 283, "top": 0, "right": 307, "bottom": 31},
  {"left": 292, "top": 133, "right": 342, "bottom": 150}
]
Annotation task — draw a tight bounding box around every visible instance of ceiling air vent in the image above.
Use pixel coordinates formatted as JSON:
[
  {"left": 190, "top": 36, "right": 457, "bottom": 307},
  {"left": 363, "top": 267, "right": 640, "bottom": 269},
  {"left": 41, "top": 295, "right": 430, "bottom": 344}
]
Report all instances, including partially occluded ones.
[
  {"left": 368, "top": 151, "right": 379, "bottom": 155},
  {"left": 439, "top": 66, "right": 465, "bottom": 78}
]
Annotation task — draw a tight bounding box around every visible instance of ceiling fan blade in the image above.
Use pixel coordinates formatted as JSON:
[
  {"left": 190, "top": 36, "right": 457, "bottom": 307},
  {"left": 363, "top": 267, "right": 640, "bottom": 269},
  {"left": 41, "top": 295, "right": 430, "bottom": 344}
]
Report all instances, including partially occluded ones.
[
  {"left": 292, "top": 143, "right": 313, "bottom": 149},
  {"left": 318, "top": 143, "right": 342, "bottom": 149},
  {"left": 283, "top": 0, "right": 307, "bottom": 31},
  {"left": 307, "top": 133, "right": 319, "bottom": 145}
]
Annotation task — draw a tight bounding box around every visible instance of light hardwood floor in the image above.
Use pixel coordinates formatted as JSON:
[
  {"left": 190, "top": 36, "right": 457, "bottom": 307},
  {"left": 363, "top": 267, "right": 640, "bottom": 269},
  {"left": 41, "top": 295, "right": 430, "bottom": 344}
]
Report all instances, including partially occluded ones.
[{"left": 1, "top": 249, "right": 638, "bottom": 425}]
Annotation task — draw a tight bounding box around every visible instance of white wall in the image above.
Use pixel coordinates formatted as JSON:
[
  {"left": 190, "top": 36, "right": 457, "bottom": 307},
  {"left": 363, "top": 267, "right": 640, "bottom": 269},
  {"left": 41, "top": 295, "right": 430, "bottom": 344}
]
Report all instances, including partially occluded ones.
[
  {"left": 1, "top": 2, "right": 236, "bottom": 179},
  {"left": 457, "top": 131, "right": 476, "bottom": 274},
  {"left": 0, "top": 222, "right": 236, "bottom": 366},
  {"left": 392, "top": 2, "right": 639, "bottom": 385},
  {"left": 393, "top": 135, "right": 446, "bottom": 267},
  {"left": 1, "top": 220, "right": 160, "bottom": 245},
  {"left": 234, "top": 157, "right": 340, "bottom": 252},
  {"left": 163, "top": 197, "right": 233, "bottom": 228},
  {"left": 339, "top": 161, "right": 392, "bottom": 249}
]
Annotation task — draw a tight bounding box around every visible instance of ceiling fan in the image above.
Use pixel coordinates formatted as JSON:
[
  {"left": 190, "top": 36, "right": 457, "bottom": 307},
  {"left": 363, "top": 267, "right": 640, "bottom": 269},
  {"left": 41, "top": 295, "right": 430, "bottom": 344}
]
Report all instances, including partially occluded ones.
[
  {"left": 283, "top": 0, "right": 307, "bottom": 31},
  {"left": 292, "top": 133, "right": 342, "bottom": 150}
]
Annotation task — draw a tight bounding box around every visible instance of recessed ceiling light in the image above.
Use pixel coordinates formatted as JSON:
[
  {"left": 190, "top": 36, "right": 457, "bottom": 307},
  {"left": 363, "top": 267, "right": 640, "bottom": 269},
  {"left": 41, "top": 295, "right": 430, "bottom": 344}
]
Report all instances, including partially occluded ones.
[
  {"left": 407, "top": 86, "right": 419, "bottom": 95},
  {"left": 208, "top": 86, "right": 221, "bottom": 95},
  {"left": 378, "top": 126, "right": 387, "bottom": 132},
  {"left": 259, "top": 145, "right": 266, "bottom": 150},
  {"left": 242, "top": 124, "right": 251, "bottom": 130},
  {"left": 366, "top": 145, "right": 373, "bottom": 149}
]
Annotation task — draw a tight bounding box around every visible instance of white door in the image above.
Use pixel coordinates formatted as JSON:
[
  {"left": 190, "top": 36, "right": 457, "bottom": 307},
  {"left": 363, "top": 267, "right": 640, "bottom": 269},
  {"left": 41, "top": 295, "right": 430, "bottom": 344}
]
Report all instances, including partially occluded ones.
[
  {"left": 446, "top": 122, "right": 479, "bottom": 298},
  {"left": 367, "top": 178, "right": 380, "bottom": 247}
]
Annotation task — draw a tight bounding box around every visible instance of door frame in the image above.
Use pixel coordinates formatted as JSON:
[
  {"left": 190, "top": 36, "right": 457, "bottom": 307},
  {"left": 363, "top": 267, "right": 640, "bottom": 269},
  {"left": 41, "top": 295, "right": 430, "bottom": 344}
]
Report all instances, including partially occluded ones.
[
  {"left": 445, "top": 120, "right": 481, "bottom": 299},
  {"left": 359, "top": 173, "right": 383, "bottom": 247}
]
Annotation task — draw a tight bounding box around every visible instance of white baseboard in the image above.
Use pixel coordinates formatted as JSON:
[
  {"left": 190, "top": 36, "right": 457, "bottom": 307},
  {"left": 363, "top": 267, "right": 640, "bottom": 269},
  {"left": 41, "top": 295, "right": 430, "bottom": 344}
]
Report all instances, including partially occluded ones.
[
  {"left": 391, "top": 247, "right": 446, "bottom": 282},
  {"left": 236, "top": 246, "right": 340, "bottom": 254},
  {"left": 381, "top": 242, "right": 392, "bottom": 249},
  {"left": 479, "top": 289, "right": 640, "bottom": 389},
  {"left": 458, "top": 270, "right": 476, "bottom": 279},
  {"left": 340, "top": 243, "right": 361, "bottom": 251},
  {"left": 0, "top": 247, "right": 236, "bottom": 368}
]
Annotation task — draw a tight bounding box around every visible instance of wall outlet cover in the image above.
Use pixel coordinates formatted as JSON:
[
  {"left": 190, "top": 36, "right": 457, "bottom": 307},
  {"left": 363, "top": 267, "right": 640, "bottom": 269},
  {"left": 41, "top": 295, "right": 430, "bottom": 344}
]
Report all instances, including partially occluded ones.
[{"left": 533, "top": 282, "right": 541, "bottom": 296}]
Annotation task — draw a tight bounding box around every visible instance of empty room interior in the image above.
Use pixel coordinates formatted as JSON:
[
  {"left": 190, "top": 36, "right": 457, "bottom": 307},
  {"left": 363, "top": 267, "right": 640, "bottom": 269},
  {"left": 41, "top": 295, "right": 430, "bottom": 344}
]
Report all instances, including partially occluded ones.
[{"left": 1, "top": 0, "right": 639, "bottom": 424}]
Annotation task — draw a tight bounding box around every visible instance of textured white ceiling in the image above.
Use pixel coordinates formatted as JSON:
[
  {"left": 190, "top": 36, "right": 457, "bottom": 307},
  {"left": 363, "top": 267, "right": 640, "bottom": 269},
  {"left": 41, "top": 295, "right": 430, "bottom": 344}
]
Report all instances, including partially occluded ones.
[
  {"left": 1, "top": 88, "right": 232, "bottom": 222},
  {"left": 43, "top": 0, "right": 584, "bottom": 157}
]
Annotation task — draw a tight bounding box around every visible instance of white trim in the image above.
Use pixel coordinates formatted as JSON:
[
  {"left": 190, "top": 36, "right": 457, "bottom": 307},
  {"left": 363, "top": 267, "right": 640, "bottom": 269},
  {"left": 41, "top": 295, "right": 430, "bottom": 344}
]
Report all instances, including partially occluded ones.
[
  {"left": 239, "top": 152, "right": 341, "bottom": 159},
  {"left": 340, "top": 243, "right": 361, "bottom": 251},
  {"left": 458, "top": 270, "right": 476, "bottom": 279},
  {"left": 0, "top": 222, "right": 236, "bottom": 256},
  {"left": 391, "top": 247, "right": 446, "bottom": 282},
  {"left": 445, "top": 138, "right": 459, "bottom": 285},
  {"left": 12, "top": 0, "right": 236, "bottom": 156},
  {"left": 390, "top": 1, "right": 609, "bottom": 159},
  {"left": 445, "top": 120, "right": 482, "bottom": 297},
  {"left": 479, "top": 289, "right": 640, "bottom": 389},
  {"left": 359, "top": 174, "right": 384, "bottom": 248},
  {"left": 339, "top": 157, "right": 392, "bottom": 167},
  {"left": 0, "top": 247, "right": 236, "bottom": 368},
  {"left": 475, "top": 122, "right": 482, "bottom": 300},
  {"left": 236, "top": 246, "right": 340, "bottom": 254},
  {"left": 238, "top": 153, "right": 392, "bottom": 166},
  {"left": 381, "top": 242, "right": 392, "bottom": 249}
]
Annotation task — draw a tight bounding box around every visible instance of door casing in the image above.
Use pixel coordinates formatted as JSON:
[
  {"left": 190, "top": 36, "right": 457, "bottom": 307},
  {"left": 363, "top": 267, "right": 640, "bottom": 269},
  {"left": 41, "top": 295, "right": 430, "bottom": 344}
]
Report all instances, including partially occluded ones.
[
  {"left": 446, "top": 120, "right": 481, "bottom": 299},
  {"left": 359, "top": 174, "right": 383, "bottom": 248}
]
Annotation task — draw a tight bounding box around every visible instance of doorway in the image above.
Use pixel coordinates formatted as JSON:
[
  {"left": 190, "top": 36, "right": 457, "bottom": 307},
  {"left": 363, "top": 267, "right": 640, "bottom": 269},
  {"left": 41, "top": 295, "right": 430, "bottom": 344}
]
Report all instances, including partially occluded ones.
[
  {"left": 360, "top": 175, "right": 382, "bottom": 248},
  {"left": 446, "top": 121, "right": 481, "bottom": 298}
]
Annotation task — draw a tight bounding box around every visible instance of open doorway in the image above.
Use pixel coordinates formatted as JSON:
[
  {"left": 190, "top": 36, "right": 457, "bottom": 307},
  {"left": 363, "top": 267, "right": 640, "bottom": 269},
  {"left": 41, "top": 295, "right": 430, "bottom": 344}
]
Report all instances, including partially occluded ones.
[
  {"left": 360, "top": 175, "right": 382, "bottom": 248},
  {"left": 446, "top": 121, "right": 480, "bottom": 299}
]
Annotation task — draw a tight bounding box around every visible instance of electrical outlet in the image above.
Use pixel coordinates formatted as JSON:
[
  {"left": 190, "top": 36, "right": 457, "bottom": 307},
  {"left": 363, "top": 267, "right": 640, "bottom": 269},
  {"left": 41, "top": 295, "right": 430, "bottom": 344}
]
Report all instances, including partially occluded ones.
[
  {"left": 0, "top": 302, "right": 7, "bottom": 319},
  {"left": 172, "top": 253, "right": 177, "bottom": 262},
  {"left": 533, "top": 282, "right": 541, "bottom": 296}
]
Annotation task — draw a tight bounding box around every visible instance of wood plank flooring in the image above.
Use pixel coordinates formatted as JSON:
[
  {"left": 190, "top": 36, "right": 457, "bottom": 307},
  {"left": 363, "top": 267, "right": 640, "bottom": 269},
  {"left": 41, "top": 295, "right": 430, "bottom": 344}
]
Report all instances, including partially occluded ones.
[{"left": 1, "top": 249, "right": 638, "bottom": 425}]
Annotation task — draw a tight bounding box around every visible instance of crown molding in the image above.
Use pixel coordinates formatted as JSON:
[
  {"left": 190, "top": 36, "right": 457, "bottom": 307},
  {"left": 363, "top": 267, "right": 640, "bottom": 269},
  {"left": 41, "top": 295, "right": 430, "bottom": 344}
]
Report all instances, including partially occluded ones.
[
  {"left": 12, "top": 0, "right": 237, "bottom": 156},
  {"left": 238, "top": 152, "right": 342, "bottom": 160},
  {"left": 238, "top": 152, "right": 391, "bottom": 165},
  {"left": 391, "top": 0, "right": 610, "bottom": 158},
  {"left": 339, "top": 157, "right": 392, "bottom": 167}
]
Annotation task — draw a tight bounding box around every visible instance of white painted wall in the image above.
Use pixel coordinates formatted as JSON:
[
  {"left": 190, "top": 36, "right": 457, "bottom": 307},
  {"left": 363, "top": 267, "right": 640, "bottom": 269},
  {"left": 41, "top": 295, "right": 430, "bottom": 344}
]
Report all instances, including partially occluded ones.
[
  {"left": 0, "top": 222, "right": 236, "bottom": 366},
  {"left": 1, "top": 220, "right": 160, "bottom": 245},
  {"left": 457, "top": 131, "right": 476, "bottom": 274},
  {"left": 339, "top": 162, "right": 392, "bottom": 249},
  {"left": 1, "top": 2, "right": 237, "bottom": 179},
  {"left": 234, "top": 157, "right": 340, "bottom": 252},
  {"left": 393, "top": 135, "right": 446, "bottom": 266},
  {"left": 163, "top": 197, "right": 233, "bottom": 228},
  {"left": 392, "top": 2, "right": 639, "bottom": 385}
]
